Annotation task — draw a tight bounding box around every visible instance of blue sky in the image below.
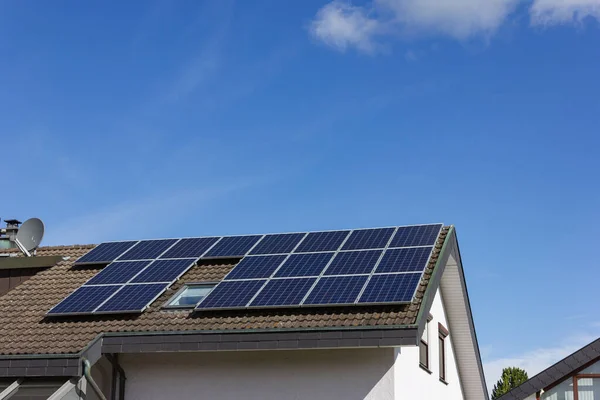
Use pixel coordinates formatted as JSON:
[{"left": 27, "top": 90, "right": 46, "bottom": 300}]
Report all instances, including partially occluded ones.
[{"left": 2, "top": 0, "right": 599, "bottom": 389}]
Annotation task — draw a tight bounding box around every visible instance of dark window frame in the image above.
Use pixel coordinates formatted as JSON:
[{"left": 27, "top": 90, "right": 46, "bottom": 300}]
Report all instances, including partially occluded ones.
[
  {"left": 419, "top": 314, "right": 433, "bottom": 372},
  {"left": 439, "top": 322, "right": 449, "bottom": 383}
]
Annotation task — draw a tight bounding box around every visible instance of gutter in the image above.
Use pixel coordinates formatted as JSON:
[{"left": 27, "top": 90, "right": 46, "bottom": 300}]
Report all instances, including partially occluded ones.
[{"left": 83, "top": 358, "right": 107, "bottom": 400}]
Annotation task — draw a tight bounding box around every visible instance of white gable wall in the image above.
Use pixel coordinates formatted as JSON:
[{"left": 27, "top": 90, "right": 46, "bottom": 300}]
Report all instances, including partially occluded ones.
[
  {"left": 394, "top": 288, "right": 465, "bottom": 399},
  {"left": 121, "top": 348, "right": 397, "bottom": 400}
]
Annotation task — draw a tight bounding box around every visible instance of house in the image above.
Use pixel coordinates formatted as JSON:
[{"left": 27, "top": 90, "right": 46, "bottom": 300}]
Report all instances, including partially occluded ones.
[
  {"left": 0, "top": 223, "right": 488, "bottom": 400},
  {"left": 497, "top": 338, "right": 600, "bottom": 400}
]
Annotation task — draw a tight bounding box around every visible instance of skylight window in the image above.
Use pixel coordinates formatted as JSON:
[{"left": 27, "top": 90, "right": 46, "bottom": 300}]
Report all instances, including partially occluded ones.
[{"left": 165, "top": 284, "right": 216, "bottom": 308}]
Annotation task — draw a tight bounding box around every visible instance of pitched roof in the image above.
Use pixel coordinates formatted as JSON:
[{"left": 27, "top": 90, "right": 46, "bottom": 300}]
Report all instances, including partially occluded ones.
[
  {"left": 498, "top": 337, "right": 600, "bottom": 400},
  {"left": 0, "top": 227, "right": 449, "bottom": 356}
]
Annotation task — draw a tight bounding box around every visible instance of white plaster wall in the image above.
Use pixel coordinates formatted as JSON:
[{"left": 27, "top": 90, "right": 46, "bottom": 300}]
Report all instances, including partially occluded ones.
[
  {"left": 394, "top": 289, "right": 465, "bottom": 399},
  {"left": 121, "top": 348, "right": 396, "bottom": 400}
]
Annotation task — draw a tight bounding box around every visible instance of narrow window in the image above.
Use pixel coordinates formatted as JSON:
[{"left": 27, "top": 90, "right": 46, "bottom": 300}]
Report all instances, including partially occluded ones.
[
  {"left": 164, "top": 284, "right": 215, "bottom": 308},
  {"left": 439, "top": 323, "right": 449, "bottom": 383},
  {"left": 420, "top": 314, "right": 433, "bottom": 371}
]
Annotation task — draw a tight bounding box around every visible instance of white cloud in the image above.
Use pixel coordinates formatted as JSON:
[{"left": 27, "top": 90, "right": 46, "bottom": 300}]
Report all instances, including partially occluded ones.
[
  {"left": 309, "top": 1, "right": 382, "bottom": 53},
  {"left": 483, "top": 332, "right": 600, "bottom": 394},
  {"left": 309, "top": 0, "right": 600, "bottom": 53},
  {"left": 531, "top": 0, "right": 600, "bottom": 25}
]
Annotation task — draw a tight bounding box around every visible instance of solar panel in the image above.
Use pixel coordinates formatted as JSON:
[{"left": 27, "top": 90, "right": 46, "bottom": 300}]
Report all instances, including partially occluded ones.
[
  {"left": 96, "top": 283, "right": 168, "bottom": 313},
  {"left": 303, "top": 275, "right": 368, "bottom": 305},
  {"left": 203, "top": 235, "right": 263, "bottom": 258},
  {"left": 118, "top": 239, "right": 178, "bottom": 261},
  {"left": 323, "top": 250, "right": 382, "bottom": 276},
  {"left": 341, "top": 228, "right": 396, "bottom": 250},
  {"left": 374, "top": 247, "right": 432, "bottom": 274},
  {"left": 274, "top": 252, "right": 334, "bottom": 278},
  {"left": 389, "top": 224, "right": 442, "bottom": 248},
  {"left": 294, "top": 230, "right": 350, "bottom": 253},
  {"left": 74, "top": 241, "right": 138, "bottom": 265},
  {"left": 86, "top": 261, "right": 152, "bottom": 285},
  {"left": 47, "top": 285, "right": 121, "bottom": 315},
  {"left": 249, "top": 278, "right": 316, "bottom": 307},
  {"left": 130, "top": 259, "right": 196, "bottom": 283},
  {"left": 249, "top": 233, "right": 306, "bottom": 255},
  {"left": 160, "top": 237, "right": 220, "bottom": 259},
  {"left": 196, "top": 280, "right": 266, "bottom": 309},
  {"left": 224, "top": 255, "right": 286, "bottom": 280},
  {"left": 357, "top": 273, "right": 421, "bottom": 304}
]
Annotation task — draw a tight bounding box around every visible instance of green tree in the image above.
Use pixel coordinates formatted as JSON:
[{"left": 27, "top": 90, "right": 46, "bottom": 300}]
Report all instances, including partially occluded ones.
[{"left": 491, "top": 367, "right": 529, "bottom": 399}]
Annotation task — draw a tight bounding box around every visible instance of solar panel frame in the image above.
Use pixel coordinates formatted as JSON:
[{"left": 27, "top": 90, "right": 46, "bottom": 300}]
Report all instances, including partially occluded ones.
[
  {"left": 74, "top": 241, "right": 140, "bottom": 265},
  {"left": 293, "top": 230, "right": 350, "bottom": 253},
  {"left": 273, "top": 252, "right": 335, "bottom": 278},
  {"left": 374, "top": 247, "right": 433, "bottom": 274},
  {"left": 341, "top": 227, "right": 396, "bottom": 251},
  {"left": 388, "top": 224, "right": 443, "bottom": 248},
  {"left": 249, "top": 233, "right": 307, "bottom": 255},
  {"left": 302, "top": 275, "right": 369, "bottom": 306},
  {"left": 85, "top": 260, "right": 153, "bottom": 285},
  {"left": 356, "top": 273, "right": 422, "bottom": 304},
  {"left": 47, "top": 285, "right": 122, "bottom": 316},
  {"left": 130, "top": 258, "right": 197, "bottom": 283},
  {"left": 95, "top": 283, "right": 169, "bottom": 314},
  {"left": 322, "top": 250, "right": 383, "bottom": 276},
  {"left": 117, "top": 239, "right": 179, "bottom": 261},
  {"left": 202, "top": 235, "right": 264, "bottom": 258},
  {"left": 195, "top": 280, "right": 267, "bottom": 310},
  {"left": 248, "top": 277, "right": 317, "bottom": 307},
  {"left": 160, "top": 237, "right": 221, "bottom": 259}
]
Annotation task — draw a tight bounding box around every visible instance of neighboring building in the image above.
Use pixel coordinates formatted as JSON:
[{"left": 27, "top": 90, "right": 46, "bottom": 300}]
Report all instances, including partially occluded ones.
[
  {"left": 0, "top": 224, "right": 488, "bottom": 400},
  {"left": 498, "top": 338, "right": 600, "bottom": 400}
]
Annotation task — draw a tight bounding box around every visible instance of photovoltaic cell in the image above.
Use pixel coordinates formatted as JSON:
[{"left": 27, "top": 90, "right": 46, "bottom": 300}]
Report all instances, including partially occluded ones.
[
  {"left": 274, "top": 253, "right": 334, "bottom": 277},
  {"left": 303, "top": 275, "right": 368, "bottom": 305},
  {"left": 86, "top": 261, "right": 152, "bottom": 285},
  {"left": 249, "top": 278, "right": 316, "bottom": 307},
  {"left": 160, "top": 237, "right": 220, "bottom": 259},
  {"left": 341, "top": 228, "right": 396, "bottom": 250},
  {"left": 203, "top": 235, "right": 263, "bottom": 258},
  {"left": 249, "top": 233, "right": 306, "bottom": 255},
  {"left": 96, "top": 283, "right": 168, "bottom": 313},
  {"left": 388, "top": 224, "right": 442, "bottom": 248},
  {"left": 225, "top": 255, "right": 286, "bottom": 280},
  {"left": 357, "top": 273, "right": 421, "bottom": 304},
  {"left": 293, "top": 230, "right": 350, "bottom": 253},
  {"left": 131, "top": 259, "right": 196, "bottom": 283},
  {"left": 47, "top": 285, "right": 121, "bottom": 315},
  {"left": 374, "top": 247, "right": 432, "bottom": 274},
  {"left": 118, "top": 239, "right": 178, "bottom": 261},
  {"left": 196, "top": 280, "right": 266, "bottom": 309},
  {"left": 323, "top": 250, "right": 382, "bottom": 276},
  {"left": 75, "top": 241, "right": 138, "bottom": 265}
]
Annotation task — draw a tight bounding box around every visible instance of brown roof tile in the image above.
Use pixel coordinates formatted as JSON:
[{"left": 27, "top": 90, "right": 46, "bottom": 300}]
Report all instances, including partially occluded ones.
[{"left": 0, "top": 228, "right": 449, "bottom": 355}]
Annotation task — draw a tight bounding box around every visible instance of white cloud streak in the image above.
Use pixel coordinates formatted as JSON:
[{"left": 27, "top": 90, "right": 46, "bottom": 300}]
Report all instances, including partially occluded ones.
[
  {"left": 309, "top": 0, "right": 600, "bottom": 53},
  {"left": 531, "top": 0, "right": 600, "bottom": 25},
  {"left": 483, "top": 332, "right": 600, "bottom": 394}
]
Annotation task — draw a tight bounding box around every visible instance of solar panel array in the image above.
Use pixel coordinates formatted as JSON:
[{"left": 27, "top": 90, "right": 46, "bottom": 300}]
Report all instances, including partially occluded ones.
[
  {"left": 195, "top": 224, "right": 443, "bottom": 311},
  {"left": 49, "top": 223, "right": 442, "bottom": 316}
]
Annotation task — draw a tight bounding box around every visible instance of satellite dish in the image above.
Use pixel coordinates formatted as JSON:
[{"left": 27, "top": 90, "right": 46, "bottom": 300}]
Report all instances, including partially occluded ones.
[{"left": 15, "top": 218, "right": 45, "bottom": 256}]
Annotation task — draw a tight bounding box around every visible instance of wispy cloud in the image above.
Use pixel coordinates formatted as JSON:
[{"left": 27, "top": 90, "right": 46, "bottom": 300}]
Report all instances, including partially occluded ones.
[
  {"left": 46, "top": 176, "right": 269, "bottom": 245},
  {"left": 531, "top": 0, "right": 600, "bottom": 25},
  {"left": 309, "top": 0, "right": 600, "bottom": 53},
  {"left": 483, "top": 330, "right": 600, "bottom": 394}
]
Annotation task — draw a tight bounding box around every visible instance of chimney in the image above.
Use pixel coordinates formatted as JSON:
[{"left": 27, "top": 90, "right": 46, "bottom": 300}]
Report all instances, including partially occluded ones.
[{"left": 0, "top": 219, "right": 22, "bottom": 250}]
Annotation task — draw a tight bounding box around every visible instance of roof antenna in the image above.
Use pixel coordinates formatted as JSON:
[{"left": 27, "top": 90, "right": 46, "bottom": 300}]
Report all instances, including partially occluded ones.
[{"left": 14, "top": 218, "right": 45, "bottom": 257}]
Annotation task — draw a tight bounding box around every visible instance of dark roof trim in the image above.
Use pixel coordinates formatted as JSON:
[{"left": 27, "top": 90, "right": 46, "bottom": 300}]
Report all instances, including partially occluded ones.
[
  {"left": 498, "top": 337, "right": 600, "bottom": 400},
  {"left": 0, "top": 256, "right": 63, "bottom": 270}
]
